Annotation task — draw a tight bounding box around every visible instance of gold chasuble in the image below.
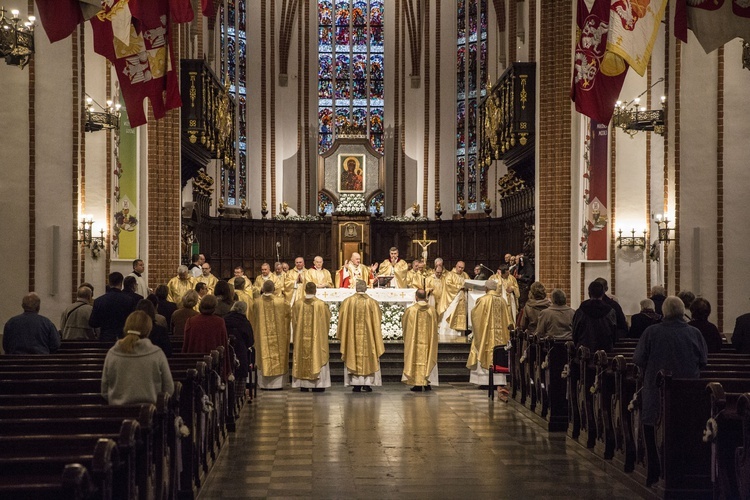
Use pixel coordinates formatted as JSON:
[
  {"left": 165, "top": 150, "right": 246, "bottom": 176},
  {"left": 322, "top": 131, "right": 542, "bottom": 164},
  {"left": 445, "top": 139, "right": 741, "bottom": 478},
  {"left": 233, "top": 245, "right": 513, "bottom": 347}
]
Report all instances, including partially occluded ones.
[
  {"left": 291, "top": 296, "right": 332, "bottom": 381},
  {"left": 467, "top": 290, "right": 515, "bottom": 370},
  {"left": 254, "top": 274, "right": 285, "bottom": 298},
  {"left": 196, "top": 273, "right": 218, "bottom": 294},
  {"left": 304, "top": 267, "right": 334, "bottom": 289},
  {"left": 235, "top": 288, "right": 255, "bottom": 324},
  {"left": 377, "top": 259, "right": 409, "bottom": 288},
  {"left": 434, "top": 270, "right": 466, "bottom": 331},
  {"left": 167, "top": 276, "right": 196, "bottom": 304},
  {"left": 337, "top": 293, "right": 385, "bottom": 376},
  {"left": 254, "top": 294, "right": 292, "bottom": 377},
  {"left": 401, "top": 301, "right": 439, "bottom": 386},
  {"left": 284, "top": 268, "right": 307, "bottom": 304}
]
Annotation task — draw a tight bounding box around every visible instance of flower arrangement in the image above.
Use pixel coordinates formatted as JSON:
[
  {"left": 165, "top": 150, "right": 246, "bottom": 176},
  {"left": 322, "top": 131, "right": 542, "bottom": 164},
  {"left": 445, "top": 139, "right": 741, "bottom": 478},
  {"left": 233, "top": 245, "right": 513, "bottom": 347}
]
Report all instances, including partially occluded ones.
[
  {"left": 382, "top": 215, "right": 429, "bottom": 222},
  {"left": 274, "top": 214, "right": 322, "bottom": 221},
  {"left": 335, "top": 193, "right": 367, "bottom": 214},
  {"left": 325, "top": 300, "right": 405, "bottom": 341}
]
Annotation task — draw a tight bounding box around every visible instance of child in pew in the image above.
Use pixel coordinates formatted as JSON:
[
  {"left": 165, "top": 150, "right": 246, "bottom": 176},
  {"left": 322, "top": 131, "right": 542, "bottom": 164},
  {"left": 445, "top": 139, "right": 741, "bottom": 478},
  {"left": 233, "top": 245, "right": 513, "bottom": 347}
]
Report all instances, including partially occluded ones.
[{"left": 101, "top": 310, "right": 175, "bottom": 405}]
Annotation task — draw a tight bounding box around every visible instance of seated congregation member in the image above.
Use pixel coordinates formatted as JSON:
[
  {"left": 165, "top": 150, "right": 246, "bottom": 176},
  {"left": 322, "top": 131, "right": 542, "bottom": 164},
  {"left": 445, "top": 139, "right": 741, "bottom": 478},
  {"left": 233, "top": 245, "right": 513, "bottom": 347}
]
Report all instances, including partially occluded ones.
[
  {"left": 213, "top": 280, "right": 235, "bottom": 317},
  {"left": 628, "top": 299, "right": 661, "bottom": 339},
  {"left": 402, "top": 289, "right": 439, "bottom": 392},
  {"left": 519, "top": 281, "right": 550, "bottom": 334},
  {"left": 3, "top": 293, "right": 60, "bottom": 354},
  {"left": 171, "top": 290, "right": 200, "bottom": 336},
  {"left": 154, "top": 284, "right": 177, "bottom": 330},
  {"left": 291, "top": 282, "right": 332, "bottom": 392},
  {"left": 689, "top": 298, "right": 724, "bottom": 353},
  {"left": 254, "top": 280, "right": 292, "bottom": 390},
  {"left": 224, "top": 301, "right": 254, "bottom": 392},
  {"left": 135, "top": 299, "right": 172, "bottom": 357},
  {"left": 466, "top": 280, "right": 514, "bottom": 388},
  {"left": 633, "top": 296, "right": 707, "bottom": 486},
  {"left": 536, "top": 288, "right": 575, "bottom": 341},
  {"left": 60, "top": 286, "right": 96, "bottom": 340},
  {"left": 338, "top": 280, "right": 385, "bottom": 392},
  {"left": 183, "top": 295, "right": 232, "bottom": 379},
  {"left": 732, "top": 309, "right": 750, "bottom": 354},
  {"left": 146, "top": 294, "right": 168, "bottom": 329},
  {"left": 90, "top": 272, "right": 139, "bottom": 344},
  {"left": 572, "top": 280, "right": 616, "bottom": 354},
  {"left": 101, "top": 310, "right": 174, "bottom": 405}
]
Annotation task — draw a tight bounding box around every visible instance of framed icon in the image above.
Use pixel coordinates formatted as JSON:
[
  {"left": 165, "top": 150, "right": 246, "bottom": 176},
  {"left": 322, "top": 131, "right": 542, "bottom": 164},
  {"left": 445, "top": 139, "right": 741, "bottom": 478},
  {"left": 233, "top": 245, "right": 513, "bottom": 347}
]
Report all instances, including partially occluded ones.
[{"left": 338, "top": 154, "right": 366, "bottom": 193}]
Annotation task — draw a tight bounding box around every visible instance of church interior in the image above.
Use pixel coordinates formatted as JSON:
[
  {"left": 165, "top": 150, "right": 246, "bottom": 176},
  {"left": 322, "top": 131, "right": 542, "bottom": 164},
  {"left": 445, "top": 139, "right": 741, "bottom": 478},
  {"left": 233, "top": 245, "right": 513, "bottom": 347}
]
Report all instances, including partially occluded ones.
[{"left": 2, "top": 0, "right": 750, "bottom": 498}]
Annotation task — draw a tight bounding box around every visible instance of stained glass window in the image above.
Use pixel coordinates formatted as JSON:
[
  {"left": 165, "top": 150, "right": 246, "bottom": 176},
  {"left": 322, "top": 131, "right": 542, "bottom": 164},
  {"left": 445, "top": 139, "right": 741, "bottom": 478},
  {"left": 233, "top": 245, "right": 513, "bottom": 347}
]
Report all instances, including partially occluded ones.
[
  {"left": 220, "top": 0, "right": 247, "bottom": 206},
  {"left": 318, "top": 0, "right": 384, "bottom": 154},
  {"left": 318, "top": 192, "right": 334, "bottom": 215},
  {"left": 368, "top": 191, "right": 385, "bottom": 215},
  {"left": 456, "top": 0, "right": 487, "bottom": 210}
]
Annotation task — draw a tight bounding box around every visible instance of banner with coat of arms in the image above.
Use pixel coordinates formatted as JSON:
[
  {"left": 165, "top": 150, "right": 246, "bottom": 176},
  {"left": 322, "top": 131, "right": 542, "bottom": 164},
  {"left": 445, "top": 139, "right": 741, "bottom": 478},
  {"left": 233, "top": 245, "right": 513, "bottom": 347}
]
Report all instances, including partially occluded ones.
[{"left": 579, "top": 119, "right": 610, "bottom": 262}]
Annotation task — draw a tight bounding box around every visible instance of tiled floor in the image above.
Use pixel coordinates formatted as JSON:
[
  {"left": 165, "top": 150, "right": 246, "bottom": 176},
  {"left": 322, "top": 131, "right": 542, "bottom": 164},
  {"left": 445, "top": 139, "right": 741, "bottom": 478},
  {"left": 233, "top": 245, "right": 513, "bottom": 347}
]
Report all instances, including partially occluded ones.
[{"left": 198, "top": 383, "right": 651, "bottom": 499}]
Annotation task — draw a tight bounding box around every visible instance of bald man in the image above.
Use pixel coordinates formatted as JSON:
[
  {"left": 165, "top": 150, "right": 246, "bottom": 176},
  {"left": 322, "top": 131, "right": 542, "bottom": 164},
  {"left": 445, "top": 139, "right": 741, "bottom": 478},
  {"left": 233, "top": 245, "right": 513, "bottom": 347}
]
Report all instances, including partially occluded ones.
[{"left": 335, "top": 252, "right": 376, "bottom": 289}]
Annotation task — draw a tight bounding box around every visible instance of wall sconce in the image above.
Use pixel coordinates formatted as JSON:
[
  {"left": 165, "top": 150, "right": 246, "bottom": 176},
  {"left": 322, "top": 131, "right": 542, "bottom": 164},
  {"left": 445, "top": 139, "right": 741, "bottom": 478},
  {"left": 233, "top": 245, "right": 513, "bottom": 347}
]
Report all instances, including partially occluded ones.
[
  {"left": 612, "top": 77, "right": 665, "bottom": 138},
  {"left": 0, "top": 7, "right": 34, "bottom": 69},
  {"left": 84, "top": 94, "right": 121, "bottom": 132},
  {"left": 617, "top": 228, "right": 647, "bottom": 249},
  {"left": 77, "top": 215, "right": 106, "bottom": 258},
  {"left": 653, "top": 213, "right": 674, "bottom": 243}
]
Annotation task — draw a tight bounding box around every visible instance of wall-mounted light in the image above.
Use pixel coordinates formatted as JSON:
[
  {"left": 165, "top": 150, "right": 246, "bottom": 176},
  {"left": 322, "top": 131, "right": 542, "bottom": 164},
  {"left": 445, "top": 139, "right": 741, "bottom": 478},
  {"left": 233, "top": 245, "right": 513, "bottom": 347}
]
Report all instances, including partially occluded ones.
[
  {"left": 617, "top": 228, "right": 647, "bottom": 249},
  {"left": 613, "top": 77, "right": 666, "bottom": 138},
  {"left": 77, "top": 215, "right": 106, "bottom": 258},
  {"left": 652, "top": 213, "right": 674, "bottom": 243},
  {"left": 84, "top": 94, "right": 121, "bottom": 132}
]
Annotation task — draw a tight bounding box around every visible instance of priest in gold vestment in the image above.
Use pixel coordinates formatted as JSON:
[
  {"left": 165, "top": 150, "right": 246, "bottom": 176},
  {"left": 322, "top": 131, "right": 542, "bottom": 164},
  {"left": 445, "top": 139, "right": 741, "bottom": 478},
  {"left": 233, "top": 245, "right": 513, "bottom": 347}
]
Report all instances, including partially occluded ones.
[
  {"left": 253, "top": 280, "right": 292, "bottom": 389},
  {"left": 401, "top": 289, "right": 439, "bottom": 391},
  {"left": 467, "top": 280, "right": 515, "bottom": 386},
  {"left": 492, "top": 265, "right": 520, "bottom": 321},
  {"left": 291, "top": 282, "right": 332, "bottom": 392},
  {"left": 167, "top": 266, "right": 197, "bottom": 304},
  {"left": 304, "top": 256, "right": 334, "bottom": 289},
  {"left": 377, "top": 247, "right": 409, "bottom": 288},
  {"left": 284, "top": 257, "right": 307, "bottom": 305},
  {"left": 197, "top": 263, "right": 219, "bottom": 294},
  {"left": 337, "top": 280, "right": 385, "bottom": 392},
  {"left": 254, "top": 262, "right": 285, "bottom": 298},
  {"left": 406, "top": 259, "right": 426, "bottom": 289},
  {"left": 233, "top": 278, "right": 255, "bottom": 324},
  {"left": 430, "top": 264, "right": 467, "bottom": 336}
]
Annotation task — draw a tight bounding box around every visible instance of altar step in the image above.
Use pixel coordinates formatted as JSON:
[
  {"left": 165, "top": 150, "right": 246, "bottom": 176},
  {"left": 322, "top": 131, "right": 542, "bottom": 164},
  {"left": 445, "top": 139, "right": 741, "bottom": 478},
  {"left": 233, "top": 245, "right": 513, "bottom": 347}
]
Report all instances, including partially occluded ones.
[{"left": 289, "top": 341, "right": 472, "bottom": 383}]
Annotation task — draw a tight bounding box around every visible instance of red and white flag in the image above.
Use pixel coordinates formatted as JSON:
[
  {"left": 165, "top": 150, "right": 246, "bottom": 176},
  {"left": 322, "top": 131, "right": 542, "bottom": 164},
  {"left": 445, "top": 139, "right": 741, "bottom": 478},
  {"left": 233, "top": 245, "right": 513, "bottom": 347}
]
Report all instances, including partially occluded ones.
[
  {"left": 91, "top": 0, "right": 182, "bottom": 127},
  {"left": 674, "top": 0, "right": 750, "bottom": 53},
  {"left": 35, "top": 0, "right": 101, "bottom": 43},
  {"left": 607, "top": 0, "right": 668, "bottom": 76},
  {"left": 571, "top": 0, "right": 628, "bottom": 125}
]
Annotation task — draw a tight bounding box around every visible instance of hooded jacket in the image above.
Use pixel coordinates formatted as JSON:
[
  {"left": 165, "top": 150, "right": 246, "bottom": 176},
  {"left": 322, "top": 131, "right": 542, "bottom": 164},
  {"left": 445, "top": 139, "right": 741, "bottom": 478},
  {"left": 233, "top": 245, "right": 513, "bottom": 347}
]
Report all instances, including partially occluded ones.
[{"left": 572, "top": 299, "right": 616, "bottom": 354}]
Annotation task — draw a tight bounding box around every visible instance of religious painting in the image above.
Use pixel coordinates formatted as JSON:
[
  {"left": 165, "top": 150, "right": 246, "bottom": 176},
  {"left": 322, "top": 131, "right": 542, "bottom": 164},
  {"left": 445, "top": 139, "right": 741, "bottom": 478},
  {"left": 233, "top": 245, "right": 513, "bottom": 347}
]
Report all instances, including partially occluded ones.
[{"left": 338, "top": 154, "right": 366, "bottom": 193}]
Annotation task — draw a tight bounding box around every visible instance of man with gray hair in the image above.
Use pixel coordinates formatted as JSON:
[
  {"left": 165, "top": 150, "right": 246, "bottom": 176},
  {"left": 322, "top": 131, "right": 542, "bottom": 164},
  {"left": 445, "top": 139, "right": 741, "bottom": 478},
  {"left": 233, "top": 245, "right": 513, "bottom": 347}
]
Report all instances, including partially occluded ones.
[
  {"left": 337, "top": 280, "right": 384, "bottom": 392},
  {"left": 3, "top": 293, "right": 60, "bottom": 354},
  {"left": 60, "top": 286, "right": 96, "bottom": 340},
  {"left": 634, "top": 296, "right": 707, "bottom": 485},
  {"left": 649, "top": 285, "right": 666, "bottom": 316},
  {"left": 536, "top": 289, "right": 575, "bottom": 340},
  {"left": 628, "top": 299, "right": 661, "bottom": 339},
  {"left": 167, "top": 265, "right": 196, "bottom": 304}
]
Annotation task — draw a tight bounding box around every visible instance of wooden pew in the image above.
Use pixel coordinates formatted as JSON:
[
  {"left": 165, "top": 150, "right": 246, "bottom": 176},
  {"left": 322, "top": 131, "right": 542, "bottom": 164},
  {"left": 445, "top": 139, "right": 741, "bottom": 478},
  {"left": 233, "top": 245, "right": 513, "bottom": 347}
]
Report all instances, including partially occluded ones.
[
  {"left": 0, "top": 438, "right": 118, "bottom": 500},
  {"left": 737, "top": 393, "right": 750, "bottom": 500}
]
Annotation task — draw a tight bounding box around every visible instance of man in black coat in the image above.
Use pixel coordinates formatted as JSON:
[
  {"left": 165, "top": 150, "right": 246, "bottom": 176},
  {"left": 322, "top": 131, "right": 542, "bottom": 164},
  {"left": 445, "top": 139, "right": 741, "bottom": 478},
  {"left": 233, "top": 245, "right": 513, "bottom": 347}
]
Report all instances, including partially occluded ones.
[
  {"left": 572, "top": 280, "right": 617, "bottom": 354},
  {"left": 89, "top": 272, "right": 140, "bottom": 344},
  {"left": 732, "top": 311, "right": 750, "bottom": 354},
  {"left": 594, "top": 277, "right": 628, "bottom": 342}
]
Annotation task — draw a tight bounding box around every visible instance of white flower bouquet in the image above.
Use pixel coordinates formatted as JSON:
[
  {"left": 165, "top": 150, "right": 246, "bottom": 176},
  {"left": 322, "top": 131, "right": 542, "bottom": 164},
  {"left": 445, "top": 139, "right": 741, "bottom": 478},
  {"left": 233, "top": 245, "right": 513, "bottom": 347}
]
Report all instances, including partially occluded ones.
[{"left": 335, "top": 194, "right": 368, "bottom": 215}]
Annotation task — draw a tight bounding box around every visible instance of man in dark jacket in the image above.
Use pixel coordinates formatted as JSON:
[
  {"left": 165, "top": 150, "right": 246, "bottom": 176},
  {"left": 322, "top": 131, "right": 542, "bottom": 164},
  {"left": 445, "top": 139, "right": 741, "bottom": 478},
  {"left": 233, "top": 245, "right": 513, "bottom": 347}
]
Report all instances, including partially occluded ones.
[
  {"left": 732, "top": 311, "right": 750, "bottom": 354},
  {"left": 594, "top": 277, "right": 628, "bottom": 341},
  {"left": 3, "top": 293, "right": 60, "bottom": 354},
  {"left": 89, "top": 272, "right": 139, "bottom": 344},
  {"left": 572, "top": 281, "right": 617, "bottom": 354}
]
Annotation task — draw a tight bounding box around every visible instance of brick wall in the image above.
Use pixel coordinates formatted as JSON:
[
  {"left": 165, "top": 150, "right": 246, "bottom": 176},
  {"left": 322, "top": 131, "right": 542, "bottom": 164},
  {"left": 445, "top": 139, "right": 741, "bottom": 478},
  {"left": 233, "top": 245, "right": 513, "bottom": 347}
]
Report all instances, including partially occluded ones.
[{"left": 537, "top": 0, "right": 573, "bottom": 296}]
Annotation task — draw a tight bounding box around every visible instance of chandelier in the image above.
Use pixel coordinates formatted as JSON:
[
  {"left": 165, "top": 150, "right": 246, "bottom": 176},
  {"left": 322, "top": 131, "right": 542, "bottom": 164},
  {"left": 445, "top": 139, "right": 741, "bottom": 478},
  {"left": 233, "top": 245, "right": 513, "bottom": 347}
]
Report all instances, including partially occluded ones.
[
  {"left": 612, "top": 77, "right": 665, "bottom": 137},
  {"left": 0, "top": 7, "right": 34, "bottom": 69},
  {"left": 84, "top": 94, "right": 121, "bottom": 132}
]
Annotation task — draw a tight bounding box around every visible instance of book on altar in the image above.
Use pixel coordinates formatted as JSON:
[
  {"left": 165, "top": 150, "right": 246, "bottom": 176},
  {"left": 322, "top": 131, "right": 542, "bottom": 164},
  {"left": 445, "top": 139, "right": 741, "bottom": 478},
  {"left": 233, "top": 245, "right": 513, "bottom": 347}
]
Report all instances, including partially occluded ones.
[
  {"left": 374, "top": 276, "right": 394, "bottom": 288},
  {"left": 464, "top": 279, "right": 488, "bottom": 290}
]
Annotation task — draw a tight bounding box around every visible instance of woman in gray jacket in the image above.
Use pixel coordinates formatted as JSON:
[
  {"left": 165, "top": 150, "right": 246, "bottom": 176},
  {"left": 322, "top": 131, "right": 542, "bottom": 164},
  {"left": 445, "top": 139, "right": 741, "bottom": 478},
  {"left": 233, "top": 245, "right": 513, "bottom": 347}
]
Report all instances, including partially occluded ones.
[{"left": 101, "top": 310, "right": 174, "bottom": 405}]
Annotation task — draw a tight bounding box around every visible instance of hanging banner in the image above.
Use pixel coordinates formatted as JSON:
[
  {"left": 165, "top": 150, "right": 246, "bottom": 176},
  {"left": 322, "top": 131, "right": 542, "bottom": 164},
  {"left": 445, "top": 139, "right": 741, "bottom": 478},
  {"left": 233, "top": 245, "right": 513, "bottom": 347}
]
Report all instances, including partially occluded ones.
[
  {"left": 579, "top": 119, "right": 610, "bottom": 262},
  {"left": 112, "top": 95, "right": 139, "bottom": 261}
]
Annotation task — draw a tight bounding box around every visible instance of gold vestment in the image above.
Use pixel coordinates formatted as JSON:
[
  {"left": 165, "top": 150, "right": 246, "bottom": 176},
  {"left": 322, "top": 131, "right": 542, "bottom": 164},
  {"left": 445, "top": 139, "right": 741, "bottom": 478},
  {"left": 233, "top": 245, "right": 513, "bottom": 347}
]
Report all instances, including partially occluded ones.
[
  {"left": 253, "top": 294, "right": 292, "bottom": 377},
  {"left": 337, "top": 293, "right": 384, "bottom": 376},
  {"left": 466, "top": 290, "right": 515, "bottom": 370},
  {"left": 291, "top": 297, "right": 332, "bottom": 380},
  {"left": 402, "top": 301, "right": 439, "bottom": 386}
]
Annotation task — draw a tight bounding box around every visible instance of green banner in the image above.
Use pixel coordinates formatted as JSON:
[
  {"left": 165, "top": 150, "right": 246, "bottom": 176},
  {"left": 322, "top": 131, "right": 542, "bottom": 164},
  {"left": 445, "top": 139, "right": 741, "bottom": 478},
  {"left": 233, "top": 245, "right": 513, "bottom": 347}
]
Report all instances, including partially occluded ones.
[{"left": 113, "top": 97, "right": 139, "bottom": 260}]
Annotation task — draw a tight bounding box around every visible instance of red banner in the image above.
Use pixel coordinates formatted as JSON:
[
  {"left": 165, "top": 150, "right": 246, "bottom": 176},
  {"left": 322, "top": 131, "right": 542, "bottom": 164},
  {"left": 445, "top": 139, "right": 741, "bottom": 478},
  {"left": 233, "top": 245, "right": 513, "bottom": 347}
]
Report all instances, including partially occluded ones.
[
  {"left": 579, "top": 120, "right": 610, "bottom": 262},
  {"left": 571, "top": 0, "right": 628, "bottom": 125}
]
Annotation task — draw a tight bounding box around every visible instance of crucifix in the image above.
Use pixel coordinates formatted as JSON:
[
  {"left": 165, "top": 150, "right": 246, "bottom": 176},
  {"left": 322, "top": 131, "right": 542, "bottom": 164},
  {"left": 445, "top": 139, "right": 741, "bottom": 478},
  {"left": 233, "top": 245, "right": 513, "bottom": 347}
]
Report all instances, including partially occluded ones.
[{"left": 412, "top": 229, "right": 437, "bottom": 263}]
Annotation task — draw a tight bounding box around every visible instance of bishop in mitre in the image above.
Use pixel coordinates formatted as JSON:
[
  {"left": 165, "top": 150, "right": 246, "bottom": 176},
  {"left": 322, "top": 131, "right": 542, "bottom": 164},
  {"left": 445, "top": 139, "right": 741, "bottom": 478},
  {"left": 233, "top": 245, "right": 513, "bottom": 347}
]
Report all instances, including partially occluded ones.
[
  {"left": 337, "top": 280, "right": 385, "bottom": 392},
  {"left": 304, "top": 256, "right": 334, "bottom": 289},
  {"left": 335, "top": 252, "right": 375, "bottom": 288},
  {"left": 377, "top": 247, "right": 409, "bottom": 288},
  {"left": 253, "top": 280, "right": 292, "bottom": 389},
  {"left": 402, "top": 289, "right": 439, "bottom": 392},
  {"left": 254, "top": 262, "right": 285, "bottom": 298},
  {"left": 291, "top": 282, "right": 332, "bottom": 392},
  {"left": 493, "top": 265, "right": 520, "bottom": 321},
  {"left": 467, "top": 279, "right": 515, "bottom": 386}
]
